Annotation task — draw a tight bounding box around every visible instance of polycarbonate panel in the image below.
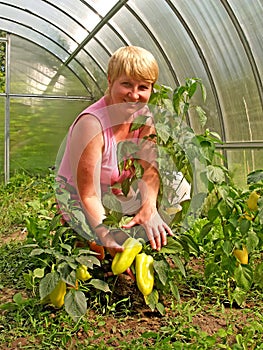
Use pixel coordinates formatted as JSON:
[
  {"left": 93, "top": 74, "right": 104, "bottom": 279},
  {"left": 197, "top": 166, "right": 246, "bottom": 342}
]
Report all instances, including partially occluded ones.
[
  {"left": 94, "top": 25, "right": 127, "bottom": 55},
  {"left": 36, "top": 0, "right": 98, "bottom": 35},
  {"left": 108, "top": 6, "right": 175, "bottom": 87},
  {"left": 68, "top": 55, "right": 106, "bottom": 100},
  {"left": 10, "top": 36, "right": 90, "bottom": 97},
  {"left": 0, "top": 2, "right": 79, "bottom": 54},
  {"left": 53, "top": 0, "right": 119, "bottom": 25},
  {"left": 88, "top": 0, "right": 119, "bottom": 16},
  {"left": 173, "top": 0, "right": 262, "bottom": 143},
  {"left": 127, "top": 0, "right": 221, "bottom": 137},
  {"left": 0, "top": 0, "right": 262, "bottom": 181},
  {"left": 226, "top": 149, "right": 263, "bottom": 187},
  {"left": 229, "top": 0, "right": 263, "bottom": 80},
  {"left": 9, "top": 97, "right": 91, "bottom": 173},
  {"left": 0, "top": 21, "right": 70, "bottom": 62}
]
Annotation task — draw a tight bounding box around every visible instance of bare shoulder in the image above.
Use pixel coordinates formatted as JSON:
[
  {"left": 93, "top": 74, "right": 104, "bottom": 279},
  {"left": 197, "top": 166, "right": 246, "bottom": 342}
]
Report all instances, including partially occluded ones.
[
  {"left": 70, "top": 113, "right": 103, "bottom": 150},
  {"left": 73, "top": 113, "right": 102, "bottom": 134}
]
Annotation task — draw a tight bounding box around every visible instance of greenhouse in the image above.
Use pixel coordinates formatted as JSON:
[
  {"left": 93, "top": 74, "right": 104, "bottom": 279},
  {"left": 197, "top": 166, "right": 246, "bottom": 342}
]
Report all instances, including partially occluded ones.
[
  {"left": 0, "top": 0, "right": 262, "bottom": 184},
  {"left": 0, "top": 1, "right": 263, "bottom": 349}
]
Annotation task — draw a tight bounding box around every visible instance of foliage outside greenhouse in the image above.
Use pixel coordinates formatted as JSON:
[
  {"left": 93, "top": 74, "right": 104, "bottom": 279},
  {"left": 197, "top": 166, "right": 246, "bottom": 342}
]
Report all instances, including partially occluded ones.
[{"left": 1, "top": 80, "right": 263, "bottom": 349}]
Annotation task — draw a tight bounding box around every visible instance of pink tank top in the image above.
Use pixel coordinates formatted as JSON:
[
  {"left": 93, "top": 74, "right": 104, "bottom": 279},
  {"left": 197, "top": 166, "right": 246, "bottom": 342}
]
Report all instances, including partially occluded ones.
[{"left": 57, "top": 96, "right": 145, "bottom": 196}]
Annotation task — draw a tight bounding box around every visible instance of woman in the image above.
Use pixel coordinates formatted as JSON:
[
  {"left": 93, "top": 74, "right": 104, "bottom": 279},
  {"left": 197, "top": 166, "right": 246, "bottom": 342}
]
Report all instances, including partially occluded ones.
[{"left": 57, "top": 46, "right": 173, "bottom": 254}]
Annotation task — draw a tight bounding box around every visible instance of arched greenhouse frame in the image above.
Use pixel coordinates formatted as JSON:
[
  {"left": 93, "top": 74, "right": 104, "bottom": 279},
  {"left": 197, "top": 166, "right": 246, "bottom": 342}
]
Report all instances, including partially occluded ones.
[
  {"left": 0, "top": 0, "right": 262, "bottom": 185},
  {"left": 1, "top": 2, "right": 263, "bottom": 347}
]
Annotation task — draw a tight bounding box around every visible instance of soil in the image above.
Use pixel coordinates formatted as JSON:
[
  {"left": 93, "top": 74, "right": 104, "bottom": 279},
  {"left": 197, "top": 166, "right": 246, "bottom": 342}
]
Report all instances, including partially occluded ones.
[{"left": 0, "top": 231, "right": 258, "bottom": 349}]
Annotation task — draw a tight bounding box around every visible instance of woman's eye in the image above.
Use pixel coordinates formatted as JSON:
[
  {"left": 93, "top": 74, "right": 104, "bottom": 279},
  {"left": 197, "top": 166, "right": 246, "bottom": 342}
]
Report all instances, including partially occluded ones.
[{"left": 140, "top": 85, "right": 150, "bottom": 90}]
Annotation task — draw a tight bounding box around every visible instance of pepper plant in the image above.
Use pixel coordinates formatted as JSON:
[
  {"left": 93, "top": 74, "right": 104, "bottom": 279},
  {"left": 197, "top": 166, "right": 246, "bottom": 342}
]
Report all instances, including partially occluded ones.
[{"left": 22, "top": 78, "right": 263, "bottom": 320}]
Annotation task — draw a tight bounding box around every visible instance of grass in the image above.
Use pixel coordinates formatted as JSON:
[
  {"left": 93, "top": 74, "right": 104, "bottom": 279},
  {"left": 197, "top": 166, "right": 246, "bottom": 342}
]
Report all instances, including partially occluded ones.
[{"left": 0, "top": 172, "right": 263, "bottom": 349}]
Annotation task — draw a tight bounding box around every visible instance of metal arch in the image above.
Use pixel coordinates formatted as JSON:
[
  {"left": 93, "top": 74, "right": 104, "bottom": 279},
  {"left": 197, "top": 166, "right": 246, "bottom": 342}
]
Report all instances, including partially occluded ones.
[
  {"left": 220, "top": 0, "right": 263, "bottom": 109},
  {"left": 0, "top": 18, "right": 98, "bottom": 96},
  {"left": 41, "top": 0, "right": 121, "bottom": 70},
  {"left": 165, "top": 0, "right": 227, "bottom": 144},
  {"left": 62, "top": 0, "right": 129, "bottom": 67},
  {"left": 77, "top": 0, "right": 130, "bottom": 48},
  {"left": 0, "top": 3, "right": 105, "bottom": 96},
  {"left": 124, "top": 3, "right": 180, "bottom": 87},
  {"left": 40, "top": 1, "right": 130, "bottom": 95},
  {"left": 124, "top": 4, "right": 199, "bottom": 127},
  {"left": 4, "top": 33, "right": 10, "bottom": 184}
]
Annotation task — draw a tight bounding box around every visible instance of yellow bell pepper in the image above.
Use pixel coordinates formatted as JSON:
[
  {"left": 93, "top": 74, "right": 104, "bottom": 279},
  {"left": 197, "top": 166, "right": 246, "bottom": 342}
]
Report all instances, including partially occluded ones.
[
  {"left": 112, "top": 237, "right": 142, "bottom": 275},
  {"left": 49, "top": 280, "right": 66, "bottom": 308},
  {"left": 247, "top": 191, "right": 260, "bottom": 211},
  {"left": 233, "top": 245, "right": 248, "bottom": 265},
  {"left": 135, "top": 253, "right": 154, "bottom": 296},
  {"left": 76, "top": 264, "right": 92, "bottom": 281}
]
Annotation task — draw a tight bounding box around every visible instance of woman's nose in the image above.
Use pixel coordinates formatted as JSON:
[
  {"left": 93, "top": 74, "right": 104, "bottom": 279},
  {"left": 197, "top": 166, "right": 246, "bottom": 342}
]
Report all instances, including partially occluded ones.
[{"left": 128, "top": 91, "right": 139, "bottom": 100}]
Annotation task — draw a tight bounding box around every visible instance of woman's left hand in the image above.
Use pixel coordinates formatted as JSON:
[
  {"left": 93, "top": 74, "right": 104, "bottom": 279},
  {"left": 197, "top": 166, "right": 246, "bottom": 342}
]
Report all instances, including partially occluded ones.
[{"left": 122, "top": 207, "right": 173, "bottom": 251}]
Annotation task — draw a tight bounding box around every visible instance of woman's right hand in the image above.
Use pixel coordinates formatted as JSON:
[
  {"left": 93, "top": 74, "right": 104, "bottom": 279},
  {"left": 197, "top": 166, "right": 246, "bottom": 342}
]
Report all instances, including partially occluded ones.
[{"left": 95, "top": 226, "right": 126, "bottom": 253}]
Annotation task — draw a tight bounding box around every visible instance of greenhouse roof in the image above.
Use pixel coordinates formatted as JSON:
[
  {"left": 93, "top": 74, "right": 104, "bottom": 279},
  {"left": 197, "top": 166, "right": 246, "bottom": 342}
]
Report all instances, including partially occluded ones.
[{"left": 0, "top": 0, "right": 263, "bottom": 182}]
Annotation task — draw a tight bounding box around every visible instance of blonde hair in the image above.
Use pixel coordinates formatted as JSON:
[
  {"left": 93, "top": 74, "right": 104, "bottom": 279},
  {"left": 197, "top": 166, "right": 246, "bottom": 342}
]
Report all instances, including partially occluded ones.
[{"left": 107, "top": 46, "right": 159, "bottom": 85}]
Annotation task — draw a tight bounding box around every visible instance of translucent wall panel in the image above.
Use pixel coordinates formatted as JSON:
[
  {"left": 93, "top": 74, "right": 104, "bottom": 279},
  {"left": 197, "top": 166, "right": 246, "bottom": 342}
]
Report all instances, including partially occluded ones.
[
  {"left": 10, "top": 36, "right": 90, "bottom": 97},
  {"left": 92, "top": 26, "right": 127, "bottom": 58},
  {"left": 173, "top": 0, "right": 262, "bottom": 143},
  {"left": 226, "top": 148, "right": 263, "bottom": 187},
  {"left": 109, "top": 5, "right": 175, "bottom": 88},
  {"left": 127, "top": 0, "right": 221, "bottom": 137},
  {"left": 229, "top": 0, "right": 263, "bottom": 80},
  {"left": 9, "top": 98, "right": 91, "bottom": 173}
]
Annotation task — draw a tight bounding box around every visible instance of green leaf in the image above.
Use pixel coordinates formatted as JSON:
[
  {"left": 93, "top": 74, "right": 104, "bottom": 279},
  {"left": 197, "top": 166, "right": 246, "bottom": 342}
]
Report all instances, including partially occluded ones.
[
  {"left": 247, "top": 169, "right": 263, "bottom": 184},
  {"left": 60, "top": 243, "right": 72, "bottom": 253},
  {"left": 153, "top": 260, "right": 169, "bottom": 285},
  {"left": 155, "top": 122, "right": 171, "bottom": 143},
  {"left": 30, "top": 248, "right": 45, "bottom": 256},
  {"left": 179, "top": 234, "right": 200, "bottom": 255},
  {"left": 169, "top": 281, "right": 180, "bottom": 301},
  {"left": 88, "top": 279, "right": 111, "bottom": 293},
  {"left": 144, "top": 289, "right": 159, "bottom": 311},
  {"left": 64, "top": 289, "right": 87, "bottom": 322},
  {"left": 159, "top": 236, "right": 183, "bottom": 254},
  {"left": 13, "top": 293, "right": 26, "bottom": 305},
  {"left": 195, "top": 106, "right": 207, "bottom": 127},
  {"left": 187, "top": 80, "right": 197, "bottom": 98},
  {"left": 171, "top": 254, "right": 186, "bottom": 277},
  {"left": 232, "top": 287, "right": 247, "bottom": 307},
  {"left": 206, "top": 165, "right": 225, "bottom": 184},
  {"left": 33, "top": 267, "right": 45, "bottom": 279},
  {"left": 121, "top": 178, "right": 131, "bottom": 196},
  {"left": 234, "top": 265, "right": 253, "bottom": 291},
  {"left": 222, "top": 240, "right": 232, "bottom": 255},
  {"left": 200, "top": 222, "right": 214, "bottom": 240},
  {"left": 246, "top": 231, "right": 259, "bottom": 252},
  {"left": 156, "top": 302, "right": 166, "bottom": 315},
  {"left": 57, "top": 262, "right": 76, "bottom": 287},
  {"left": 204, "top": 262, "right": 218, "bottom": 279},
  {"left": 239, "top": 218, "right": 251, "bottom": 235},
  {"left": 76, "top": 255, "right": 101, "bottom": 268},
  {"left": 130, "top": 115, "right": 149, "bottom": 131},
  {"left": 39, "top": 271, "right": 60, "bottom": 300},
  {"left": 254, "top": 262, "right": 263, "bottom": 288}
]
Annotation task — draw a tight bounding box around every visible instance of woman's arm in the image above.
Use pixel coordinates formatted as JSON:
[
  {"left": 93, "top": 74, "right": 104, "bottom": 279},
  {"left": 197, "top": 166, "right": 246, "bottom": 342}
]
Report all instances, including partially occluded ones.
[
  {"left": 123, "top": 121, "right": 173, "bottom": 250},
  {"left": 70, "top": 115, "right": 124, "bottom": 252}
]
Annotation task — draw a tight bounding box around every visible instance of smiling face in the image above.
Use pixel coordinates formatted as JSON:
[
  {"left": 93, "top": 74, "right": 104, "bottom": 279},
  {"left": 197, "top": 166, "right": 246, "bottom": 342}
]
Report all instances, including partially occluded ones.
[
  {"left": 107, "top": 74, "right": 152, "bottom": 107},
  {"left": 105, "top": 46, "right": 159, "bottom": 120},
  {"left": 106, "top": 46, "right": 158, "bottom": 110}
]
